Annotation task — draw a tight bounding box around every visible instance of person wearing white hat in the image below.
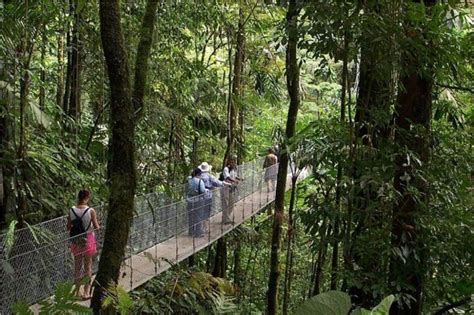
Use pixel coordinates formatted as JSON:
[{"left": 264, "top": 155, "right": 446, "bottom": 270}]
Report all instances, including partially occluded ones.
[{"left": 198, "top": 162, "right": 224, "bottom": 232}]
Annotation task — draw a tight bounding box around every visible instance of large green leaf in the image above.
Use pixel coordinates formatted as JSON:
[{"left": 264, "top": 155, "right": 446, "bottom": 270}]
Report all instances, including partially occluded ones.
[
  {"left": 351, "top": 295, "right": 395, "bottom": 315},
  {"left": 294, "top": 291, "right": 351, "bottom": 315},
  {"left": 370, "top": 295, "right": 395, "bottom": 314}
]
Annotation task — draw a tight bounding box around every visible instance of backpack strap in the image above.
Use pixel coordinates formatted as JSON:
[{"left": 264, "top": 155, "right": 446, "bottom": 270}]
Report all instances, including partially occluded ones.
[{"left": 82, "top": 208, "right": 92, "bottom": 231}]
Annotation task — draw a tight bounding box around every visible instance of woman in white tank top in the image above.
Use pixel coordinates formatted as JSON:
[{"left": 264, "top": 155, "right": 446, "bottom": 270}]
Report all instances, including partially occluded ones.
[{"left": 67, "top": 189, "right": 100, "bottom": 300}]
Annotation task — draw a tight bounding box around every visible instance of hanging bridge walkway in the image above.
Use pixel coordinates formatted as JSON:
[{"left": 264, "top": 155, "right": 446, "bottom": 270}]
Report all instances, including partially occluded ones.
[{"left": 0, "top": 158, "right": 307, "bottom": 313}]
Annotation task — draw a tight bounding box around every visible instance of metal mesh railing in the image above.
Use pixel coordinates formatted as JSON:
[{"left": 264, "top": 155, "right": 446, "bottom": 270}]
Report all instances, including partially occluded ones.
[{"left": 0, "top": 158, "right": 304, "bottom": 313}]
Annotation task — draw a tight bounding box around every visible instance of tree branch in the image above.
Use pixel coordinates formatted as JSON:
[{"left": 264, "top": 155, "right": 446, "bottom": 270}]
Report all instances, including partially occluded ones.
[
  {"left": 434, "top": 296, "right": 470, "bottom": 315},
  {"left": 436, "top": 83, "right": 474, "bottom": 94}
]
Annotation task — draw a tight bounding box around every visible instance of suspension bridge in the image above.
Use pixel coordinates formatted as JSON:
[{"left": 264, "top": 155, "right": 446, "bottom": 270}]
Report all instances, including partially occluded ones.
[{"left": 0, "top": 158, "right": 307, "bottom": 313}]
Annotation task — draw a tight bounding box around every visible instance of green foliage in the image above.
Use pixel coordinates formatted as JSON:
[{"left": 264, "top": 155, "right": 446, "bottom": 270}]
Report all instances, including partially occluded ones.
[
  {"left": 131, "top": 270, "right": 237, "bottom": 314},
  {"left": 12, "top": 282, "right": 91, "bottom": 315},
  {"left": 295, "top": 291, "right": 395, "bottom": 315},
  {"left": 351, "top": 295, "right": 395, "bottom": 315},
  {"left": 103, "top": 283, "right": 134, "bottom": 315},
  {"left": 294, "top": 291, "right": 352, "bottom": 315}
]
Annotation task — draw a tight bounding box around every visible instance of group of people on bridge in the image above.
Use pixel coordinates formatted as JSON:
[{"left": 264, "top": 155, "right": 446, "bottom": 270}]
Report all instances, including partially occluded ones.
[
  {"left": 186, "top": 148, "right": 279, "bottom": 237},
  {"left": 185, "top": 157, "right": 242, "bottom": 237}
]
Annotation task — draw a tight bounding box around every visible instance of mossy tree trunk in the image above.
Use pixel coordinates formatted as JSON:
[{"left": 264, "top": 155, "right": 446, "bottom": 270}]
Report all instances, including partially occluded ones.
[
  {"left": 91, "top": 0, "right": 159, "bottom": 311},
  {"left": 91, "top": 0, "right": 136, "bottom": 312}
]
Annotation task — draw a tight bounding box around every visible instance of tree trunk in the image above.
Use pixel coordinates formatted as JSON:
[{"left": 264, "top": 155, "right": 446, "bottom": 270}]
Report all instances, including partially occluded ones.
[
  {"left": 15, "top": 35, "right": 34, "bottom": 227},
  {"left": 91, "top": 0, "right": 136, "bottom": 311},
  {"left": 348, "top": 1, "right": 395, "bottom": 307},
  {"left": 282, "top": 176, "right": 298, "bottom": 315},
  {"left": 223, "top": 7, "right": 245, "bottom": 164},
  {"left": 67, "top": 0, "right": 82, "bottom": 122},
  {"left": 233, "top": 238, "right": 242, "bottom": 288},
  {"left": 132, "top": 0, "right": 160, "bottom": 118},
  {"left": 56, "top": 32, "right": 65, "bottom": 108},
  {"left": 313, "top": 222, "right": 331, "bottom": 296},
  {"left": 215, "top": 6, "right": 246, "bottom": 278},
  {"left": 267, "top": 1, "right": 300, "bottom": 313},
  {"left": 0, "top": 0, "right": 14, "bottom": 228},
  {"left": 39, "top": 23, "right": 47, "bottom": 111},
  {"left": 0, "top": 18, "right": 8, "bottom": 227},
  {"left": 389, "top": 1, "right": 434, "bottom": 314},
  {"left": 63, "top": 16, "right": 71, "bottom": 114},
  {"left": 331, "top": 28, "right": 349, "bottom": 292},
  {"left": 212, "top": 236, "right": 227, "bottom": 278}
]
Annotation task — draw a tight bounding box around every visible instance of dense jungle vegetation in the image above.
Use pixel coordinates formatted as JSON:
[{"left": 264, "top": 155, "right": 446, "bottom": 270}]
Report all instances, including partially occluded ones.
[{"left": 1, "top": 0, "right": 473, "bottom": 314}]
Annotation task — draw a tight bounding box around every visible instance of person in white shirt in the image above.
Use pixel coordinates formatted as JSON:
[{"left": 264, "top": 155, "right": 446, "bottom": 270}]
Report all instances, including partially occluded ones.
[{"left": 221, "top": 158, "right": 241, "bottom": 224}]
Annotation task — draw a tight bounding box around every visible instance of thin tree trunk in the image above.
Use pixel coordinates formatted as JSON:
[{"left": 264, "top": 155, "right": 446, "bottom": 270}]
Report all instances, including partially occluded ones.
[
  {"left": 267, "top": 1, "right": 300, "bottom": 313},
  {"left": 215, "top": 6, "right": 246, "bottom": 278},
  {"left": 282, "top": 176, "right": 298, "bottom": 315},
  {"left": 313, "top": 223, "right": 331, "bottom": 296},
  {"left": 67, "top": 0, "right": 81, "bottom": 122},
  {"left": 39, "top": 23, "right": 47, "bottom": 111},
  {"left": 56, "top": 32, "right": 65, "bottom": 108},
  {"left": 191, "top": 117, "right": 198, "bottom": 166},
  {"left": 212, "top": 236, "right": 227, "bottom": 278},
  {"left": 167, "top": 119, "right": 174, "bottom": 186},
  {"left": 223, "top": 7, "right": 244, "bottom": 164},
  {"left": 91, "top": 0, "right": 136, "bottom": 312},
  {"left": 389, "top": 2, "right": 434, "bottom": 314},
  {"left": 15, "top": 34, "right": 34, "bottom": 228},
  {"left": 206, "top": 244, "right": 214, "bottom": 273},
  {"left": 233, "top": 238, "right": 242, "bottom": 288},
  {"left": 331, "top": 28, "right": 349, "bottom": 291},
  {"left": 63, "top": 15, "right": 71, "bottom": 114},
  {"left": 132, "top": 0, "right": 160, "bottom": 118}
]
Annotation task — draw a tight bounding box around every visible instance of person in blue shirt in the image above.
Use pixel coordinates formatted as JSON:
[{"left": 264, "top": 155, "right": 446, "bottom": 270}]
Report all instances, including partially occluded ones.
[
  {"left": 186, "top": 168, "right": 206, "bottom": 237},
  {"left": 198, "top": 162, "right": 224, "bottom": 232}
]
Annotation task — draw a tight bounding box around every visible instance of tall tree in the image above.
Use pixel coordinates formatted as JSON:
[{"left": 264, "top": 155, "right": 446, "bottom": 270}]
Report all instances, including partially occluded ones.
[
  {"left": 132, "top": 0, "right": 160, "bottom": 118},
  {"left": 267, "top": 0, "right": 300, "bottom": 313},
  {"left": 214, "top": 5, "right": 246, "bottom": 279},
  {"left": 347, "top": 0, "right": 395, "bottom": 307},
  {"left": 64, "top": 0, "right": 82, "bottom": 122},
  {"left": 0, "top": 0, "right": 11, "bottom": 227},
  {"left": 91, "top": 0, "right": 136, "bottom": 311},
  {"left": 223, "top": 6, "right": 246, "bottom": 164},
  {"left": 389, "top": 0, "right": 435, "bottom": 314},
  {"left": 91, "top": 0, "right": 159, "bottom": 311}
]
